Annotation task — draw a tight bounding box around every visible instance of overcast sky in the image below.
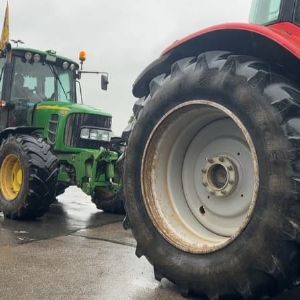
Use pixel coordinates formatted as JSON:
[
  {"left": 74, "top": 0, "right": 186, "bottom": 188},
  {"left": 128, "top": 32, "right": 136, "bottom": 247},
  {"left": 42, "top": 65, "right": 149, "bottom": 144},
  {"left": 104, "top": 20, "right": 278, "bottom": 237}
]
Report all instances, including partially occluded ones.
[{"left": 1, "top": 0, "right": 252, "bottom": 134}]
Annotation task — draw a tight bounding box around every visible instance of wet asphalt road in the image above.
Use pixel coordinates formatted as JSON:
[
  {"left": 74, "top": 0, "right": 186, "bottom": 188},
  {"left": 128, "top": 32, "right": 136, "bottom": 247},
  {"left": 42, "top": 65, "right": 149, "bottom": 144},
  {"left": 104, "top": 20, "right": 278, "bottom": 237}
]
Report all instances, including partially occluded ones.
[
  {"left": 0, "top": 187, "right": 124, "bottom": 247},
  {"left": 0, "top": 187, "right": 299, "bottom": 300}
]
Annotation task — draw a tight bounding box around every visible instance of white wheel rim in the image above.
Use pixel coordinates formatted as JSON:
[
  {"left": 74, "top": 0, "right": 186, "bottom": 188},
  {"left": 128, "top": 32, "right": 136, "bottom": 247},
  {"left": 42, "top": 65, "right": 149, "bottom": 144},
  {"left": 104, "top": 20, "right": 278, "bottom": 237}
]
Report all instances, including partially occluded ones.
[{"left": 141, "top": 100, "right": 259, "bottom": 254}]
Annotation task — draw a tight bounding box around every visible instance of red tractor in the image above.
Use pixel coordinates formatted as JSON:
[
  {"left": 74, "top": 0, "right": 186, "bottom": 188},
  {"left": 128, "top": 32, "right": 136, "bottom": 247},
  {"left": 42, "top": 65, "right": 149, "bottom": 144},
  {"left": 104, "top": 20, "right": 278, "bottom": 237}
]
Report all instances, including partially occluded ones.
[{"left": 123, "top": 1, "right": 300, "bottom": 299}]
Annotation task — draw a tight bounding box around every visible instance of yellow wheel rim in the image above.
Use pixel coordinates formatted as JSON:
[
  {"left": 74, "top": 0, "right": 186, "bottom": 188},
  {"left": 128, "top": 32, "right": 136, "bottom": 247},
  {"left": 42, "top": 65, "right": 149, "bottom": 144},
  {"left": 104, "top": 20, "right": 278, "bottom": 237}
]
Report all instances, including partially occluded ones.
[{"left": 0, "top": 154, "right": 23, "bottom": 201}]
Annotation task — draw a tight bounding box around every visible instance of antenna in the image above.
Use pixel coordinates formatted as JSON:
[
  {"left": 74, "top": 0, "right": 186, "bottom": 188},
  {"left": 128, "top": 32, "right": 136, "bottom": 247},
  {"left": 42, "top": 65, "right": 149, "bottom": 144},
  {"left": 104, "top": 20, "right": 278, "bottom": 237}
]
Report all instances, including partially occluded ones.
[{"left": 11, "top": 39, "right": 24, "bottom": 47}]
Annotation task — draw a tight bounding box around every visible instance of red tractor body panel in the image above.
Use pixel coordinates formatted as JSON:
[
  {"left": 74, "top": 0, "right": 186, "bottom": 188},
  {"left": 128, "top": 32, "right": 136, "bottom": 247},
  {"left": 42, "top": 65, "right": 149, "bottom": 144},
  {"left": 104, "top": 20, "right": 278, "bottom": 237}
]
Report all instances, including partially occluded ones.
[
  {"left": 162, "top": 22, "right": 300, "bottom": 58},
  {"left": 133, "top": 22, "right": 300, "bottom": 98}
]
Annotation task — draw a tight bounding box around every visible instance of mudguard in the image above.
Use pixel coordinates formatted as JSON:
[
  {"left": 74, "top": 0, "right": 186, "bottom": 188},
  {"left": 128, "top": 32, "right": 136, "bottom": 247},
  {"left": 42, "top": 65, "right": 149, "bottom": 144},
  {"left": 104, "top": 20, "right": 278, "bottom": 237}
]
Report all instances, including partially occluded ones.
[
  {"left": 133, "top": 22, "right": 300, "bottom": 98},
  {"left": 0, "top": 127, "right": 40, "bottom": 142}
]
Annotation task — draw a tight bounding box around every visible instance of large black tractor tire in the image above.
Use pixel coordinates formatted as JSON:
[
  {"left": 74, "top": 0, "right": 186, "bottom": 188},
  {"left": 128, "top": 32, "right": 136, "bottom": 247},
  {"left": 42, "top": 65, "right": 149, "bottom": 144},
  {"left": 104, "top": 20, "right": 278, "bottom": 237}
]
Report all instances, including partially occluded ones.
[
  {"left": 55, "top": 183, "right": 68, "bottom": 197},
  {"left": 92, "top": 189, "right": 125, "bottom": 214},
  {"left": 124, "top": 51, "right": 300, "bottom": 299},
  {"left": 0, "top": 135, "right": 58, "bottom": 220}
]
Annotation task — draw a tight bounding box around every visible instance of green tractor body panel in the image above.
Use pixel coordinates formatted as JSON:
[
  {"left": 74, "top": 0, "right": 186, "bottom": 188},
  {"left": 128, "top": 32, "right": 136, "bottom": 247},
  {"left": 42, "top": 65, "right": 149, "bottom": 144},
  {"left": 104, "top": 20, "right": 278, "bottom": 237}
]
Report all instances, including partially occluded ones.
[
  {"left": 33, "top": 101, "right": 119, "bottom": 196},
  {"left": 33, "top": 101, "right": 111, "bottom": 151}
]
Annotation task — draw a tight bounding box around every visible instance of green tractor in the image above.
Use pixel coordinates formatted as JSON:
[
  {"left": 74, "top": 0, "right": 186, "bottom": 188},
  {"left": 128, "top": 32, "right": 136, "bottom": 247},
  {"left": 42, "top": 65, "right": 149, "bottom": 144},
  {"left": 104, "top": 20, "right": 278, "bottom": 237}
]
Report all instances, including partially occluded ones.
[{"left": 0, "top": 45, "right": 123, "bottom": 219}]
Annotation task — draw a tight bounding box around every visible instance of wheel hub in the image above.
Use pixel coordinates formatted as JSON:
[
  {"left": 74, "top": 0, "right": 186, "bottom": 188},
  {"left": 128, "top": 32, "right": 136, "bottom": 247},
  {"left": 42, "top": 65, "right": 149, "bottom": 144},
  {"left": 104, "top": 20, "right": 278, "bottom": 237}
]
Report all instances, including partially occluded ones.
[
  {"left": 142, "top": 100, "right": 259, "bottom": 254},
  {"left": 202, "top": 156, "right": 238, "bottom": 197},
  {"left": 0, "top": 154, "right": 23, "bottom": 201}
]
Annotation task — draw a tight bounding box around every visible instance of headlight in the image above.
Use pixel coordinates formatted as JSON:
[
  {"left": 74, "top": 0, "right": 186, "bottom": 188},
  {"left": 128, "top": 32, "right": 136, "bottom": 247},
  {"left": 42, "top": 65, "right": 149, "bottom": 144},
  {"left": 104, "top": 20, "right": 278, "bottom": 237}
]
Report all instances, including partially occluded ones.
[
  {"left": 89, "top": 129, "right": 98, "bottom": 140},
  {"left": 33, "top": 54, "right": 40, "bottom": 62},
  {"left": 80, "top": 128, "right": 90, "bottom": 139},
  {"left": 80, "top": 128, "right": 111, "bottom": 142},
  {"left": 62, "top": 61, "right": 69, "bottom": 70},
  {"left": 25, "top": 52, "right": 32, "bottom": 61}
]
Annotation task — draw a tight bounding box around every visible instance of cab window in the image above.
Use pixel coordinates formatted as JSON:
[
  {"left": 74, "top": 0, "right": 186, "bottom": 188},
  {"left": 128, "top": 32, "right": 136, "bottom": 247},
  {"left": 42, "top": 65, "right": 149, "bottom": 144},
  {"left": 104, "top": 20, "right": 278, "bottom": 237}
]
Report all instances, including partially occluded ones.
[
  {"left": 250, "top": 0, "right": 282, "bottom": 25},
  {"left": 0, "top": 57, "right": 5, "bottom": 97},
  {"left": 58, "top": 72, "right": 72, "bottom": 102},
  {"left": 294, "top": 0, "right": 300, "bottom": 25},
  {"left": 11, "top": 56, "right": 76, "bottom": 103}
]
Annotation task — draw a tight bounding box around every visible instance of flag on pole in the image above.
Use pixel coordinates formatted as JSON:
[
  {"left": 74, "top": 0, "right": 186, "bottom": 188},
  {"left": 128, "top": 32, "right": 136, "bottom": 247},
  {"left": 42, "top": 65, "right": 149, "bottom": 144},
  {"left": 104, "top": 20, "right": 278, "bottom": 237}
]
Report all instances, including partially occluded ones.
[{"left": 0, "top": 1, "right": 9, "bottom": 50}]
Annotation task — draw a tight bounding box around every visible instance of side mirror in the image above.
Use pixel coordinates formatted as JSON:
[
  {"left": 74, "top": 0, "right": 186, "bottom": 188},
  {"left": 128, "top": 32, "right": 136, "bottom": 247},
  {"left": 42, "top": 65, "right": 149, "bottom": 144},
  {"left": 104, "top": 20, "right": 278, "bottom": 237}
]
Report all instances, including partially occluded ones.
[{"left": 101, "top": 74, "right": 109, "bottom": 91}]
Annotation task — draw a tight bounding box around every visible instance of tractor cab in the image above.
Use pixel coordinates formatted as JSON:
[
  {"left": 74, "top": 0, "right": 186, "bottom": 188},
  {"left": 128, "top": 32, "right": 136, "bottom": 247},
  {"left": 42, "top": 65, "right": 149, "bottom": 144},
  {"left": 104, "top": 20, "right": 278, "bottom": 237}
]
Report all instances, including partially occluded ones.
[
  {"left": 250, "top": 0, "right": 300, "bottom": 26},
  {"left": 0, "top": 48, "right": 78, "bottom": 129}
]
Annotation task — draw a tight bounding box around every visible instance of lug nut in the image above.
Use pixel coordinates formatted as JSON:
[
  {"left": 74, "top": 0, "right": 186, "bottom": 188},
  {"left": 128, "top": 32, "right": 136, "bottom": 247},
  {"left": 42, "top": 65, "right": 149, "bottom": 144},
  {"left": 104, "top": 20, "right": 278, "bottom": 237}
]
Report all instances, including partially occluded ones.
[
  {"left": 201, "top": 169, "right": 207, "bottom": 174},
  {"left": 219, "top": 157, "right": 225, "bottom": 162},
  {"left": 207, "top": 158, "right": 214, "bottom": 164},
  {"left": 228, "top": 166, "right": 233, "bottom": 171},
  {"left": 203, "top": 182, "right": 208, "bottom": 187}
]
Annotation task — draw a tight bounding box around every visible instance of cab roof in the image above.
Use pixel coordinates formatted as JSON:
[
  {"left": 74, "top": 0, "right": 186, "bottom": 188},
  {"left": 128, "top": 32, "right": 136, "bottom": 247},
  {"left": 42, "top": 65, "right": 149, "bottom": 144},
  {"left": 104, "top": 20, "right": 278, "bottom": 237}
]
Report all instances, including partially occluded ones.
[{"left": 12, "top": 47, "right": 79, "bottom": 68}]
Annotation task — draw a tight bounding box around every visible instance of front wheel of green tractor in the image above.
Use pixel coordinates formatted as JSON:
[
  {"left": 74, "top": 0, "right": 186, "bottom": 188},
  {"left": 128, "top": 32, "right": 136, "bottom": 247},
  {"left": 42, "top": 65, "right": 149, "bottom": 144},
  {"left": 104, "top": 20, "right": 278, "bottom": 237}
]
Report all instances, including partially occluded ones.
[
  {"left": 92, "top": 188, "right": 125, "bottom": 214},
  {"left": 92, "top": 155, "right": 125, "bottom": 215},
  {"left": 55, "top": 183, "right": 69, "bottom": 198},
  {"left": 124, "top": 52, "right": 300, "bottom": 299},
  {"left": 0, "top": 135, "right": 58, "bottom": 220}
]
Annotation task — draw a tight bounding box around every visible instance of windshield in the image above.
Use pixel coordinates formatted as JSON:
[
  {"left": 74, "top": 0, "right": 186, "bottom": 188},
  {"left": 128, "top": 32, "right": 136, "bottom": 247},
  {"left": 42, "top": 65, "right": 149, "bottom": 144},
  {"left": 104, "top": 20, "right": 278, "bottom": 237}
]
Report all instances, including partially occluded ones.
[
  {"left": 249, "top": 0, "right": 282, "bottom": 25},
  {"left": 11, "top": 56, "right": 76, "bottom": 103}
]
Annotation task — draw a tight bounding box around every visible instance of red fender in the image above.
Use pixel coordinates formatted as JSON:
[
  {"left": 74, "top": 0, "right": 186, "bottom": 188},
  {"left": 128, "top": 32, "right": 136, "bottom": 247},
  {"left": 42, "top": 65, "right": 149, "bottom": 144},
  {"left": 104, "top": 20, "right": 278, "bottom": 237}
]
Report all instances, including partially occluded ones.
[
  {"left": 133, "top": 22, "right": 300, "bottom": 98},
  {"left": 162, "top": 22, "right": 300, "bottom": 58}
]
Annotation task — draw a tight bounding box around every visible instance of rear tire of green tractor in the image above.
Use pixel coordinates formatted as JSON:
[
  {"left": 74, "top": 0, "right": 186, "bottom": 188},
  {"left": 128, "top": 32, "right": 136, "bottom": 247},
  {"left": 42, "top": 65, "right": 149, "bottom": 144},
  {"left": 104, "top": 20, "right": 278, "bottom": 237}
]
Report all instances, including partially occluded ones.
[
  {"left": 0, "top": 135, "right": 58, "bottom": 220},
  {"left": 124, "top": 52, "right": 300, "bottom": 299}
]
